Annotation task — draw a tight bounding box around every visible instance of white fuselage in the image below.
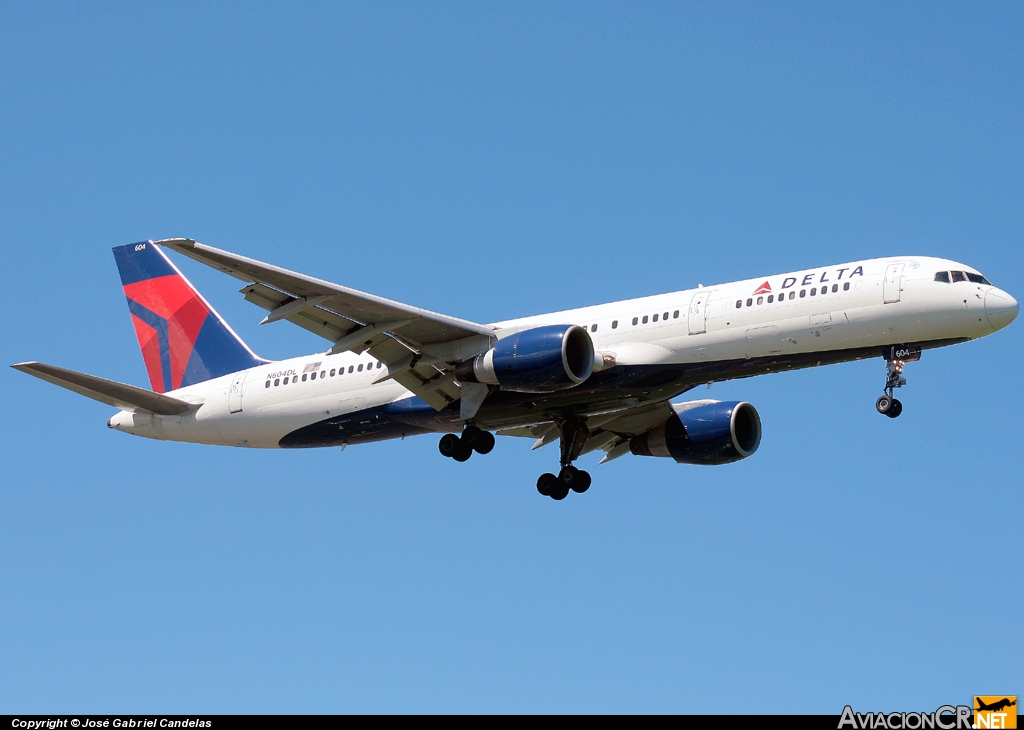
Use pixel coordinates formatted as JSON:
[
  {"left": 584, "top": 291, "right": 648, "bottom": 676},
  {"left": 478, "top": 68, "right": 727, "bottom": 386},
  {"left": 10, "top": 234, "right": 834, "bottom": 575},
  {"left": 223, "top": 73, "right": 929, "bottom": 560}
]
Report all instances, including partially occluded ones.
[{"left": 108, "top": 255, "right": 1017, "bottom": 448}]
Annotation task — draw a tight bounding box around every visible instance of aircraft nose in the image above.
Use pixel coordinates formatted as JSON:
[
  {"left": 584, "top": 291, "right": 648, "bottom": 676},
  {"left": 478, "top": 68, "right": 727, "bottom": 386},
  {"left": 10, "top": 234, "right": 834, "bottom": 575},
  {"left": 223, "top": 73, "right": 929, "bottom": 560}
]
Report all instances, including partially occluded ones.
[{"left": 985, "top": 288, "right": 1019, "bottom": 331}]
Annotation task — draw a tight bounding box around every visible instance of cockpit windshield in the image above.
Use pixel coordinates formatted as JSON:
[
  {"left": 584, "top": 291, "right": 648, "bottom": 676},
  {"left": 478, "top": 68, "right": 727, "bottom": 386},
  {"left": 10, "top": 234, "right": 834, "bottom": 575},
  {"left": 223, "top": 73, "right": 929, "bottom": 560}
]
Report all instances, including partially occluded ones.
[{"left": 934, "top": 270, "right": 991, "bottom": 285}]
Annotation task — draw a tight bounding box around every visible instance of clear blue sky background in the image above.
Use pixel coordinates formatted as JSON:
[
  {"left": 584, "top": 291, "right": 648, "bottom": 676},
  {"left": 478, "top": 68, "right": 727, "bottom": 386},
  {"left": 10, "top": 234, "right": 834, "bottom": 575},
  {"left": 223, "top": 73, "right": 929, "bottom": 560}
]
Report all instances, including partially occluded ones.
[{"left": 2, "top": 2, "right": 1021, "bottom": 714}]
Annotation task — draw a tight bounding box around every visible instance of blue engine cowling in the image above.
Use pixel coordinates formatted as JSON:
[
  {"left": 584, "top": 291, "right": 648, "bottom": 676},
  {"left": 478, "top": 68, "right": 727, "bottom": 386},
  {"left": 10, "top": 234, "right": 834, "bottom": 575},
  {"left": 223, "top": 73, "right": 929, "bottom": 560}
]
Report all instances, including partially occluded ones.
[
  {"left": 629, "top": 401, "right": 761, "bottom": 465},
  {"left": 454, "top": 324, "right": 594, "bottom": 393}
]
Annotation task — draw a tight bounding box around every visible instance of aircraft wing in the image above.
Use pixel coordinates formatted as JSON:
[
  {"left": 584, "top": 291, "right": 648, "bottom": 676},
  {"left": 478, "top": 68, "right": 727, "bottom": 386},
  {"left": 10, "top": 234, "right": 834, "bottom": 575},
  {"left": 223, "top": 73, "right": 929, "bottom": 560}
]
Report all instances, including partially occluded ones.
[
  {"left": 155, "top": 239, "right": 496, "bottom": 410},
  {"left": 497, "top": 400, "right": 684, "bottom": 464},
  {"left": 12, "top": 362, "right": 193, "bottom": 416}
]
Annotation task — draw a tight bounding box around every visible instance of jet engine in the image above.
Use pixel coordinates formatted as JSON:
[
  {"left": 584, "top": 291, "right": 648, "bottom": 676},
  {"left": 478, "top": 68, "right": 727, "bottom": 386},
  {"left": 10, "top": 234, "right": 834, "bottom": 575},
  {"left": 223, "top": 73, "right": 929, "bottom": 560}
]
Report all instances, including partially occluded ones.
[
  {"left": 454, "top": 324, "right": 594, "bottom": 393},
  {"left": 629, "top": 400, "right": 761, "bottom": 465}
]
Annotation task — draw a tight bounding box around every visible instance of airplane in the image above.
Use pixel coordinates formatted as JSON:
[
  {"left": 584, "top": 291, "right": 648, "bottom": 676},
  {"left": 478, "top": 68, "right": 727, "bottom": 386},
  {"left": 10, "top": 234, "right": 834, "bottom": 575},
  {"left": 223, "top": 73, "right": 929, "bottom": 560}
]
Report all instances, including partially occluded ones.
[
  {"left": 976, "top": 698, "right": 1016, "bottom": 713},
  {"left": 12, "top": 239, "right": 1019, "bottom": 500}
]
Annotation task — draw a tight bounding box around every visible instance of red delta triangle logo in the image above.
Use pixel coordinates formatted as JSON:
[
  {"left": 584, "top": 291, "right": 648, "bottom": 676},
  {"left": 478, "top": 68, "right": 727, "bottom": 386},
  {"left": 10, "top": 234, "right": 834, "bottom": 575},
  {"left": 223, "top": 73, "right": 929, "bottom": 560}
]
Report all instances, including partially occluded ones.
[
  {"left": 753, "top": 281, "right": 772, "bottom": 296},
  {"left": 123, "top": 275, "right": 212, "bottom": 393}
]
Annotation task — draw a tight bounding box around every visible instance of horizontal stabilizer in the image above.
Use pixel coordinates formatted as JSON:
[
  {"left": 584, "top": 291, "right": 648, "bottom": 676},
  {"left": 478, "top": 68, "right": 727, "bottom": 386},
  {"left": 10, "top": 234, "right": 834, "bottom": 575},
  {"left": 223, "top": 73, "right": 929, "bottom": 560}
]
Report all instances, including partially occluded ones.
[{"left": 11, "top": 362, "right": 193, "bottom": 416}]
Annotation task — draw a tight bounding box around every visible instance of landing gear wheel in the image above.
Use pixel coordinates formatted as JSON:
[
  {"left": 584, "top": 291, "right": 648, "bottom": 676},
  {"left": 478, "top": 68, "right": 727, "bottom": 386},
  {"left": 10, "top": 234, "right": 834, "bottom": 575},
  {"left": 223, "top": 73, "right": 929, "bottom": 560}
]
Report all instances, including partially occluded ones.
[
  {"left": 462, "top": 424, "right": 482, "bottom": 445},
  {"left": 438, "top": 433, "right": 461, "bottom": 458},
  {"left": 570, "top": 470, "right": 592, "bottom": 494},
  {"left": 875, "top": 395, "right": 893, "bottom": 415},
  {"left": 558, "top": 465, "right": 579, "bottom": 486},
  {"left": 472, "top": 430, "right": 495, "bottom": 455},
  {"left": 451, "top": 441, "right": 472, "bottom": 462},
  {"left": 886, "top": 399, "right": 903, "bottom": 418},
  {"left": 549, "top": 482, "right": 570, "bottom": 500},
  {"left": 537, "top": 472, "right": 557, "bottom": 497}
]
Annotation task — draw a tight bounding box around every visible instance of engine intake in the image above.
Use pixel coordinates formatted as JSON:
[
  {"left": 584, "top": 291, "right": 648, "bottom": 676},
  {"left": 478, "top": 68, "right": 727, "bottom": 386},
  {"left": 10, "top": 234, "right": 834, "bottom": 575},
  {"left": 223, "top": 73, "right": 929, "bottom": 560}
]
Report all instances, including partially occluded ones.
[
  {"left": 630, "top": 401, "right": 761, "bottom": 465},
  {"left": 455, "top": 324, "right": 594, "bottom": 393}
]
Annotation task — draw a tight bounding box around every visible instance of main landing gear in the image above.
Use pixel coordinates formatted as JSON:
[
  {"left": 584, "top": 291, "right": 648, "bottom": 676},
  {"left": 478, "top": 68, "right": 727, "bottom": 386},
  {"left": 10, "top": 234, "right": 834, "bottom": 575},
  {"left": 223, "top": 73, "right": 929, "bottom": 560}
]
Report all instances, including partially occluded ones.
[
  {"left": 437, "top": 417, "right": 595, "bottom": 501},
  {"left": 536, "top": 416, "right": 592, "bottom": 501},
  {"left": 875, "top": 351, "right": 908, "bottom": 419},
  {"left": 438, "top": 424, "right": 495, "bottom": 462}
]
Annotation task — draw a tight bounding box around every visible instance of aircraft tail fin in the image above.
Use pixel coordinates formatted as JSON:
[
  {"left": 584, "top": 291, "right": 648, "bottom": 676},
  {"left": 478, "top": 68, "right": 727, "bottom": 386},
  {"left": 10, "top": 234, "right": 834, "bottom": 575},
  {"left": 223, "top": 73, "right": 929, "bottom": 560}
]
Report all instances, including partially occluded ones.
[
  {"left": 11, "top": 362, "right": 193, "bottom": 416},
  {"left": 113, "top": 241, "right": 265, "bottom": 393}
]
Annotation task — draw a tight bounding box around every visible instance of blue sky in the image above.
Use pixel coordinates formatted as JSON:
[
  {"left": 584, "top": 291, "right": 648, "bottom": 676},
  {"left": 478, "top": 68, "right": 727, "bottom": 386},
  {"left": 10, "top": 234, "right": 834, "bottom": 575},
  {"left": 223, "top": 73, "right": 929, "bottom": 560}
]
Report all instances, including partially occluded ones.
[{"left": 1, "top": 2, "right": 1021, "bottom": 713}]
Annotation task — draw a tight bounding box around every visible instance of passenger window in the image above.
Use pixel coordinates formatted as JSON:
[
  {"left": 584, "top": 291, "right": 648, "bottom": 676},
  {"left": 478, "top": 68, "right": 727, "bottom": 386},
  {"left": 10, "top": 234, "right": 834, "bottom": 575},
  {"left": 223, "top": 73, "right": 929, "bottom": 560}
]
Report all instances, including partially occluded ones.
[
  {"left": 274, "top": 378, "right": 280, "bottom": 386},
  {"left": 746, "top": 298, "right": 752, "bottom": 307},
  {"left": 302, "top": 374, "right": 307, "bottom": 381},
  {"left": 799, "top": 290, "right": 806, "bottom": 298},
  {"left": 951, "top": 271, "right": 967, "bottom": 282},
  {"left": 358, "top": 364, "right": 363, "bottom": 372},
  {"left": 377, "top": 362, "right": 383, "bottom": 369},
  {"left": 832, "top": 284, "right": 838, "bottom": 293},
  {"left": 934, "top": 272, "right": 950, "bottom": 283},
  {"left": 843, "top": 282, "right": 850, "bottom": 291},
  {"left": 966, "top": 273, "right": 990, "bottom": 285},
  {"left": 311, "top": 372, "right": 317, "bottom": 380},
  {"left": 767, "top": 295, "right": 774, "bottom": 303},
  {"left": 265, "top": 381, "right": 270, "bottom": 388},
  {"left": 632, "top": 317, "right": 638, "bottom": 326},
  {"left": 283, "top": 377, "right": 289, "bottom": 384},
  {"left": 321, "top": 371, "right": 326, "bottom": 378},
  {"left": 663, "top": 312, "right": 669, "bottom": 320},
  {"left": 652, "top": 313, "right": 659, "bottom": 322},
  {"left": 591, "top": 324, "right": 597, "bottom": 332},
  {"left": 330, "top": 369, "right": 336, "bottom": 377},
  {"left": 642, "top": 315, "right": 649, "bottom": 324},
  {"left": 789, "top": 291, "right": 796, "bottom": 300},
  {"left": 756, "top": 296, "right": 763, "bottom": 305},
  {"left": 348, "top": 366, "right": 354, "bottom": 373},
  {"left": 612, "top": 320, "right": 618, "bottom": 329},
  {"left": 810, "top": 288, "right": 816, "bottom": 296},
  {"left": 673, "top": 310, "right": 679, "bottom": 318},
  {"left": 736, "top": 300, "right": 742, "bottom": 309}
]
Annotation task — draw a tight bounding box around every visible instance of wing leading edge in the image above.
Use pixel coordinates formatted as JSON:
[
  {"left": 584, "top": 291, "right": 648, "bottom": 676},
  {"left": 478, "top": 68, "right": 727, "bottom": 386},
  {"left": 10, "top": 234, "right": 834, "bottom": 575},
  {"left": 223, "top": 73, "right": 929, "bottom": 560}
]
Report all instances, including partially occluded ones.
[{"left": 155, "top": 239, "right": 496, "bottom": 409}]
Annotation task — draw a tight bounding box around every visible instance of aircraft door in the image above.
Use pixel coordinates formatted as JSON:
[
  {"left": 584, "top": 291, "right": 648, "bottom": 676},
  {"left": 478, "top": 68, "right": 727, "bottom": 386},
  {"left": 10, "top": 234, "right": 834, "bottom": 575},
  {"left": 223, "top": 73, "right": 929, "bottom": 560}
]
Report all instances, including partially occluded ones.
[
  {"left": 688, "top": 290, "right": 713, "bottom": 335},
  {"left": 228, "top": 371, "right": 247, "bottom": 413},
  {"left": 883, "top": 263, "right": 905, "bottom": 304}
]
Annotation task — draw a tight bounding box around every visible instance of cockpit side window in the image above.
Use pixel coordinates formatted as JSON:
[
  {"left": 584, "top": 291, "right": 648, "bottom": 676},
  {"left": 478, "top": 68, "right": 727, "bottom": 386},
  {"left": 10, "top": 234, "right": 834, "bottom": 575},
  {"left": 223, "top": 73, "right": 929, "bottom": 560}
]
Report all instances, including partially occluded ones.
[
  {"left": 950, "top": 271, "right": 967, "bottom": 283},
  {"left": 966, "top": 272, "right": 991, "bottom": 285},
  {"left": 934, "top": 271, "right": 950, "bottom": 283}
]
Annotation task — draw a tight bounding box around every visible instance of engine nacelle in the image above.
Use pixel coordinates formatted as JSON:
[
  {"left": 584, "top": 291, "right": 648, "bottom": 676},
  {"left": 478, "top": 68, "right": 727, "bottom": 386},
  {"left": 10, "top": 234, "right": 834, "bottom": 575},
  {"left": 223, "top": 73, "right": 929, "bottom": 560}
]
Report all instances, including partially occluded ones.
[
  {"left": 454, "top": 324, "right": 594, "bottom": 393},
  {"left": 629, "top": 400, "right": 761, "bottom": 465}
]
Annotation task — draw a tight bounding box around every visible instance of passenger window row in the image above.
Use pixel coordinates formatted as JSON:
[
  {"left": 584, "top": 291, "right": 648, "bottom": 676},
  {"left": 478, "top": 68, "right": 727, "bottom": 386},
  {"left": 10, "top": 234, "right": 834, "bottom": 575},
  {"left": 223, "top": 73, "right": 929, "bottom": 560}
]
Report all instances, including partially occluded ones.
[
  {"left": 736, "top": 282, "right": 850, "bottom": 309},
  {"left": 584, "top": 310, "right": 680, "bottom": 332},
  {"left": 265, "top": 360, "right": 383, "bottom": 388},
  {"left": 630, "top": 310, "right": 680, "bottom": 327}
]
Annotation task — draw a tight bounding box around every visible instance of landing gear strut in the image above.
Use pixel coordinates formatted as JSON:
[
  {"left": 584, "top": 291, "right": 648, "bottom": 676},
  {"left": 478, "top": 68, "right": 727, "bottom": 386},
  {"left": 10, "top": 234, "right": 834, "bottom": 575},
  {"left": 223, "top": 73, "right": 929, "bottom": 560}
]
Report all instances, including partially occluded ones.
[
  {"left": 438, "top": 424, "right": 495, "bottom": 462},
  {"left": 536, "top": 416, "right": 593, "bottom": 500},
  {"left": 876, "top": 348, "right": 910, "bottom": 418}
]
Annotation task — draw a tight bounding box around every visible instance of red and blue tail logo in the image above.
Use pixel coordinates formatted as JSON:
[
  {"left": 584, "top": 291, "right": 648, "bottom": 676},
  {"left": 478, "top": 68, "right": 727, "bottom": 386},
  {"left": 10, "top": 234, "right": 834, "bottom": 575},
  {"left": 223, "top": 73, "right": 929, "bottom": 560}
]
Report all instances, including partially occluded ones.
[{"left": 113, "top": 241, "right": 265, "bottom": 393}]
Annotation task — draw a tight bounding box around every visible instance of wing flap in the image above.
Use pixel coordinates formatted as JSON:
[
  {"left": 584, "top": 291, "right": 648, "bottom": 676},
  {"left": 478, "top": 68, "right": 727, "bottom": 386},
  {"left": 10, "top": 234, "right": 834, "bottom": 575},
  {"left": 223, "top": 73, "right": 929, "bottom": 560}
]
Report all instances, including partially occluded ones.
[
  {"left": 242, "top": 283, "right": 352, "bottom": 341},
  {"left": 12, "top": 362, "right": 193, "bottom": 416}
]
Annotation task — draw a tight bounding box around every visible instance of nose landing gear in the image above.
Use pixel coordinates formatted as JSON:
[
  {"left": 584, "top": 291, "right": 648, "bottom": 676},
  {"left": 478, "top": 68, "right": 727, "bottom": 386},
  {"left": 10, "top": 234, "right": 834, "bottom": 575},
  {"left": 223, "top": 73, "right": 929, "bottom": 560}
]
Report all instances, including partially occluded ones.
[{"left": 876, "top": 345, "right": 919, "bottom": 418}]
